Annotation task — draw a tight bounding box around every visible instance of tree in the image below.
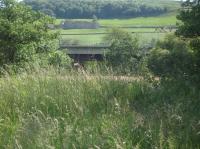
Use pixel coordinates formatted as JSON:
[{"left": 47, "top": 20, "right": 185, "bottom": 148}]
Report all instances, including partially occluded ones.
[
  {"left": 176, "top": 0, "right": 200, "bottom": 38},
  {"left": 147, "top": 35, "right": 194, "bottom": 79},
  {"left": 23, "top": 0, "right": 169, "bottom": 19},
  {"left": 176, "top": 0, "right": 200, "bottom": 77},
  {"left": 0, "top": 0, "right": 58, "bottom": 66},
  {"left": 148, "top": 0, "right": 200, "bottom": 81},
  {"left": 104, "top": 28, "right": 141, "bottom": 74},
  {"left": 92, "top": 15, "right": 98, "bottom": 23}
]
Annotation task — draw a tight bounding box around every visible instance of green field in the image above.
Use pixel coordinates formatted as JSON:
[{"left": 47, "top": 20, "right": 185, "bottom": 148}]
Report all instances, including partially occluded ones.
[
  {"left": 59, "top": 27, "right": 172, "bottom": 45},
  {"left": 60, "top": 31, "right": 170, "bottom": 45},
  {"left": 60, "top": 31, "right": 167, "bottom": 45},
  {"left": 57, "top": 12, "right": 177, "bottom": 45},
  {"left": 56, "top": 12, "right": 177, "bottom": 27},
  {"left": 99, "top": 13, "right": 177, "bottom": 27},
  {"left": 59, "top": 28, "right": 161, "bottom": 34}
]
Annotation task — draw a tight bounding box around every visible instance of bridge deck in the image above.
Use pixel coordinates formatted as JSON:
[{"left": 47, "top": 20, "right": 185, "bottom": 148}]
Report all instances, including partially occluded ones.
[
  {"left": 60, "top": 45, "right": 110, "bottom": 48},
  {"left": 60, "top": 45, "right": 110, "bottom": 55}
]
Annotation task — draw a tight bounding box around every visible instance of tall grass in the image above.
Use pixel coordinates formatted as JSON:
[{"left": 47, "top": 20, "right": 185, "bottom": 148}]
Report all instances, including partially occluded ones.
[{"left": 0, "top": 68, "right": 199, "bottom": 148}]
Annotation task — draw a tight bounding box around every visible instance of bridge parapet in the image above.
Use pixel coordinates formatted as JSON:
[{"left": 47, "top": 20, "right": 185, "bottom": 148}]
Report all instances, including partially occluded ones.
[{"left": 60, "top": 44, "right": 110, "bottom": 55}]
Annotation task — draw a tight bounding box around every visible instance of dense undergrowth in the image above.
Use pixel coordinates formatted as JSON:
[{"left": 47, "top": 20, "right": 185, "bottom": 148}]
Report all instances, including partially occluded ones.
[{"left": 0, "top": 68, "right": 199, "bottom": 149}]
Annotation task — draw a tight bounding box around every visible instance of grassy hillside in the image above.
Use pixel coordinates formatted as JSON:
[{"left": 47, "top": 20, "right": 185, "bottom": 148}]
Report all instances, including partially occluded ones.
[
  {"left": 56, "top": 12, "right": 177, "bottom": 27},
  {"left": 99, "top": 12, "right": 177, "bottom": 27},
  {"left": 57, "top": 12, "right": 177, "bottom": 45},
  {"left": 59, "top": 28, "right": 165, "bottom": 45},
  {"left": 60, "top": 31, "right": 166, "bottom": 45}
]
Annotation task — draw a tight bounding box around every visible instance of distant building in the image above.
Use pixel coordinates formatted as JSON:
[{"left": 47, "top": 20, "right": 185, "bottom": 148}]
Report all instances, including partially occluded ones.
[
  {"left": 47, "top": 24, "right": 55, "bottom": 29},
  {"left": 60, "top": 20, "right": 100, "bottom": 29}
]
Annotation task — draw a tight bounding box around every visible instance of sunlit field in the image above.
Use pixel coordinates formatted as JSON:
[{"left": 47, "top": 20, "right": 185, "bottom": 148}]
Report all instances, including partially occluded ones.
[
  {"left": 57, "top": 12, "right": 177, "bottom": 45},
  {"left": 60, "top": 31, "right": 167, "bottom": 45},
  {"left": 56, "top": 12, "right": 177, "bottom": 27}
]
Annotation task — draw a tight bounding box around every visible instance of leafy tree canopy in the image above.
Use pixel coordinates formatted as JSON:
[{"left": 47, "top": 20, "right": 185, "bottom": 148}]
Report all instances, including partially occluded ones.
[
  {"left": 0, "top": 0, "right": 58, "bottom": 66},
  {"left": 148, "top": 0, "right": 200, "bottom": 82},
  {"left": 176, "top": 0, "right": 200, "bottom": 38},
  {"left": 23, "top": 0, "right": 171, "bottom": 19},
  {"left": 176, "top": 0, "right": 200, "bottom": 76},
  {"left": 104, "top": 28, "right": 142, "bottom": 74}
]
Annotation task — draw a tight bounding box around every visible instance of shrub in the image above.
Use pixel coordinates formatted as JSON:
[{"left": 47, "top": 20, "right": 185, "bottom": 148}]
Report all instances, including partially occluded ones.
[
  {"left": 104, "top": 28, "right": 142, "bottom": 74},
  {"left": 0, "top": 0, "right": 58, "bottom": 67},
  {"left": 147, "top": 35, "right": 195, "bottom": 79},
  {"left": 48, "top": 50, "right": 72, "bottom": 68}
]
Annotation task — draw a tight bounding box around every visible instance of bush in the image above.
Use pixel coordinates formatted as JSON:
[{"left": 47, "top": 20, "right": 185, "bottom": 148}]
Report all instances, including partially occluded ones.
[
  {"left": 104, "top": 28, "right": 143, "bottom": 74},
  {"left": 147, "top": 35, "right": 195, "bottom": 79},
  {"left": 0, "top": 0, "right": 58, "bottom": 67},
  {"left": 48, "top": 50, "right": 72, "bottom": 68},
  {"left": 0, "top": 51, "right": 72, "bottom": 76}
]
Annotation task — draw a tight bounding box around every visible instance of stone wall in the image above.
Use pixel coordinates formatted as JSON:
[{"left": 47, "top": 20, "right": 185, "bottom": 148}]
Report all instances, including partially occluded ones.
[{"left": 60, "top": 20, "right": 100, "bottom": 29}]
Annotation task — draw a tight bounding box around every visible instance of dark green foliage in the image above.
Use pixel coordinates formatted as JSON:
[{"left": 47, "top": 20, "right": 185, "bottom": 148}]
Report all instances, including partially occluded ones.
[
  {"left": 148, "top": 35, "right": 194, "bottom": 78},
  {"left": 0, "top": 0, "right": 58, "bottom": 66},
  {"left": 48, "top": 50, "right": 72, "bottom": 68},
  {"left": 148, "top": 0, "right": 200, "bottom": 81},
  {"left": 175, "top": 0, "right": 200, "bottom": 82},
  {"left": 148, "top": 35, "right": 195, "bottom": 79},
  {"left": 0, "top": 0, "right": 73, "bottom": 72},
  {"left": 176, "top": 0, "right": 200, "bottom": 38},
  {"left": 104, "top": 28, "right": 142, "bottom": 74},
  {"left": 23, "top": 0, "right": 168, "bottom": 19}
]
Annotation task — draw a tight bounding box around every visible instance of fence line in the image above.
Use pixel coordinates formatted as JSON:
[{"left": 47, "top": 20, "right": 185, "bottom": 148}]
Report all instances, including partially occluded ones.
[
  {"left": 60, "top": 32, "right": 170, "bottom": 36},
  {"left": 100, "top": 25, "right": 177, "bottom": 29}
]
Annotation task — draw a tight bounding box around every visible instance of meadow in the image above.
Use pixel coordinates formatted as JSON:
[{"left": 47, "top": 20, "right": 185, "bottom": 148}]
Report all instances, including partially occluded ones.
[
  {"left": 58, "top": 12, "right": 177, "bottom": 45},
  {"left": 0, "top": 68, "right": 199, "bottom": 148},
  {"left": 60, "top": 31, "right": 166, "bottom": 45},
  {"left": 99, "top": 13, "right": 177, "bottom": 27},
  {"left": 56, "top": 12, "right": 177, "bottom": 27}
]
